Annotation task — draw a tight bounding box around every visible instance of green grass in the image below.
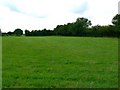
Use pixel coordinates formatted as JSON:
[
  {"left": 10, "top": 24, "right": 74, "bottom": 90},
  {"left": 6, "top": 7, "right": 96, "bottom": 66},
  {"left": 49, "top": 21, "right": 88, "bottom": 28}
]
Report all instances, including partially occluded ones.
[{"left": 2, "top": 36, "right": 118, "bottom": 88}]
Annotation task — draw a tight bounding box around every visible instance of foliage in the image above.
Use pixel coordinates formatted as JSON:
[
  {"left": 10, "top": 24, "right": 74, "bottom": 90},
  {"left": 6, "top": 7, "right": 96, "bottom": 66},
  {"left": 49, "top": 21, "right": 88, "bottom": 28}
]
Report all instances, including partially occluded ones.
[
  {"left": 1, "top": 14, "right": 120, "bottom": 37},
  {"left": 54, "top": 17, "right": 91, "bottom": 36},
  {"left": 0, "top": 29, "right": 1, "bottom": 36},
  {"left": 23, "top": 15, "right": 119, "bottom": 37},
  {"left": 14, "top": 28, "right": 23, "bottom": 36},
  {"left": 112, "top": 14, "right": 120, "bottom": 26}
]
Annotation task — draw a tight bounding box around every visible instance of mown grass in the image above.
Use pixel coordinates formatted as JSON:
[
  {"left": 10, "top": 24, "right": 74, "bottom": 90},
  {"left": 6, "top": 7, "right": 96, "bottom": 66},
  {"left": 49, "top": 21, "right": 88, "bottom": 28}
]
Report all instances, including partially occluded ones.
[{"left": 2, "top": 36, "right": 118, "bottom": 88}]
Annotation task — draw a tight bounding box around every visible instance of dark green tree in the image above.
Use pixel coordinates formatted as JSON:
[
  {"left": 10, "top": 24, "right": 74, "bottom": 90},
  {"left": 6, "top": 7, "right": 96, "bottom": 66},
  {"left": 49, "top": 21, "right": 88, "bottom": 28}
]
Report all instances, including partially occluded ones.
[
  {"left": 14, "top": 28, "right": 23, "bottom": 36},
  {"left": 0, "top": 29, "right": 1, "bottom": 36},
  {"left": 25, "top": 30, "right": 31, "bottom": 36},
  {"left": 7, "top": 31, "right": 14, "bottom": 36},
  {"left": 112, "top": 14, "right": 120, "bottom": 26},
  {"left": 112, "top": 14, "right": 120, "bottom": 37},
  {"left": 74, "top": 17, "right": 92, "bottom": 36}
]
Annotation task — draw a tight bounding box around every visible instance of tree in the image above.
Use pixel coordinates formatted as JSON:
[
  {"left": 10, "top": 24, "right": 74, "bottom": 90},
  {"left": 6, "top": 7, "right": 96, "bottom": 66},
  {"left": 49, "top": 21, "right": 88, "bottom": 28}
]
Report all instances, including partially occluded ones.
[
  {"left": 14, "top": 28, "right": 23, "bottom": 36},
  {"left": 25, "top": 30, "right": 31, "bottom": 36},
  {"left": 74, "top": 17, "right": 92, "bottom": 36},
  {"left": 0, "top": 29, "right": 1, "bottom": 36},
  {"left": 112, "top": 14, "right": 120, "bottom": 26},
  {"left": 7, "top": 31, "right": 14, "bottom": 36},
  {"left": 53, "top": 17, "right": 92, "bottom": 36},
  {"left": 112, "top": 14, "right": 120, "bottom": 37}
]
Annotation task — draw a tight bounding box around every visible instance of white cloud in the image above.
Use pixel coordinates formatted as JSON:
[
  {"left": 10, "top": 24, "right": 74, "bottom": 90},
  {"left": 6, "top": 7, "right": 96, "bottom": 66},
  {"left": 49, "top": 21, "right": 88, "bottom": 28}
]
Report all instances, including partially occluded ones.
[{"left": 0, "top": 0, "right": 119, "bottom": 32}]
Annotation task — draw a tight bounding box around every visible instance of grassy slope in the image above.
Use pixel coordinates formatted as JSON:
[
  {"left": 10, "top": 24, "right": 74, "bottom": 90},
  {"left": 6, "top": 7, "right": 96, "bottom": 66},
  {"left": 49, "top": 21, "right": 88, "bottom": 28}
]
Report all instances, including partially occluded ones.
[{"left": 2, "top": 36, "right": 118, "bottom": 88}]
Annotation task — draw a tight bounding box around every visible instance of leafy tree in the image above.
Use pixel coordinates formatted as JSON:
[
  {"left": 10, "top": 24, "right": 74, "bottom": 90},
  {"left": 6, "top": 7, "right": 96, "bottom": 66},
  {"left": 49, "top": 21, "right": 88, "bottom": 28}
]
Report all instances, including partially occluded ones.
[
  {"left": 54, "top": 17, "right": 91, "bottom": 36},
  {"left": 25, "top": 30, "right": 31, "bottom": 36},
  {"left": 14, "top": 28, "right": 23, "bottom": 36},
  {"left": 73, "top": 17, "right": 92, "bottom": 36},
  {"left": 7, "top": 31, "right": 14, "bottom": 36},
  {"left": 112, "top": 14, "right": 120, "bottom": 37},
  {"left": 112, "top": 14, "right": 120, "bottom": 26},
  {"left": 0, "top": 29, "right": 1, "bottom": 36}
]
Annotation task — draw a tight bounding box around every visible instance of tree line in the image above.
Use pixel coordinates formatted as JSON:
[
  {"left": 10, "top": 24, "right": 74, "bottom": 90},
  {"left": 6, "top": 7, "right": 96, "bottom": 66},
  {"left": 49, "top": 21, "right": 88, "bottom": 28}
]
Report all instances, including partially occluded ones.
[{"left": 1, "top": 14, "right": 120, "bottom": 37}]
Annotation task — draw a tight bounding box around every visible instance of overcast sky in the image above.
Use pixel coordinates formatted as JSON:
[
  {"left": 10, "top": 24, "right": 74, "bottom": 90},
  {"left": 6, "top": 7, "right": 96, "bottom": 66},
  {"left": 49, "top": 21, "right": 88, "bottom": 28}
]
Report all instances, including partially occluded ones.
[{"left": 0, "top": 0, "right": 119, "bottom": 32}]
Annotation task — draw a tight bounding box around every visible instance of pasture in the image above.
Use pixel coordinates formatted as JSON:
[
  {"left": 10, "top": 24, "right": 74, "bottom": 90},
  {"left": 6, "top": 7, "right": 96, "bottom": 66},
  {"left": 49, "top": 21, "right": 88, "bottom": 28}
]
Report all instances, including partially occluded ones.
[{"left": 2, "top": 36, "right": 118, "bottom": 88}]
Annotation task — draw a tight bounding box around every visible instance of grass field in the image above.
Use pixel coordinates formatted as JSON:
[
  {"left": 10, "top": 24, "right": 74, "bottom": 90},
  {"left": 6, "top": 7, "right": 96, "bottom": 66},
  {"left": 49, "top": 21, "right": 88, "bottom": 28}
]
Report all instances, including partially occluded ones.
[{"left": 2, "top": 36, "right": 118, "bottom": 88}]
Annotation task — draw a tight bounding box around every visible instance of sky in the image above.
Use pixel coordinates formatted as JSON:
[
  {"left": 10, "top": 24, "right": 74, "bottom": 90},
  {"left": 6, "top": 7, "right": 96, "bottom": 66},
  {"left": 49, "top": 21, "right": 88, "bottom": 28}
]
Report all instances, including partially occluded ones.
[{"left": 0, "top": 0, "right": 119, "bottom": 32}]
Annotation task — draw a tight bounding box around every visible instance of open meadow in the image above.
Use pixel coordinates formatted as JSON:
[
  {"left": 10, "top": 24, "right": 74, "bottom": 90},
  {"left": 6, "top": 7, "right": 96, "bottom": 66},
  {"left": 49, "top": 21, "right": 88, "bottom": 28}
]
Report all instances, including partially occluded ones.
[{"left": 2, "top": 36, "right": 118, "bottom": 88}]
